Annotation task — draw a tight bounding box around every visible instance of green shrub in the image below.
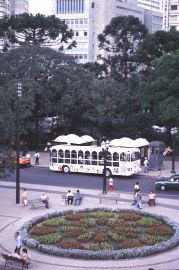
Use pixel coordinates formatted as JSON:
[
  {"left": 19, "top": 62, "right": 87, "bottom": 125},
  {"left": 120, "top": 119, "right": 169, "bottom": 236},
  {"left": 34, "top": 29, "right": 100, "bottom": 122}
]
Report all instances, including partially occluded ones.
[
  {"left": 39, "top": 233, "right": 61, "bottom": 244},
  {"left": 43, "top": 217, "right": 66, "bottom": 227},
  {"left": 77, "top": 231, "right": 95, "bottom": 242},
  {"left": 89, "top": 242, "right": 114, "bottom": 251}
]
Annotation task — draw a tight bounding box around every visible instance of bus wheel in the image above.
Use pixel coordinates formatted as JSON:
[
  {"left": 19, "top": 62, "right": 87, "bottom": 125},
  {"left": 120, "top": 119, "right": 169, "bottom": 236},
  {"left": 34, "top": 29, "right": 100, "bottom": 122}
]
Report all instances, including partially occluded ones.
[
  {"left": 105, "top": 169, "right": 112, "bottom": 177},
  {"left": 62, "top": 165, "right": 70, "bottom": 173}
]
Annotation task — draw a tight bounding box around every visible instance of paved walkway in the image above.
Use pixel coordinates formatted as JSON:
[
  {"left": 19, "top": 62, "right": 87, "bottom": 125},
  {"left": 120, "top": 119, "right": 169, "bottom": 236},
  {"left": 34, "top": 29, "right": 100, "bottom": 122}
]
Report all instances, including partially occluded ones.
[
  {"left": 0, "top": 180, "right": 179, "bottom": 270},
  {"left": 29, "top": 151, "right": 178, "bottom": 178}
]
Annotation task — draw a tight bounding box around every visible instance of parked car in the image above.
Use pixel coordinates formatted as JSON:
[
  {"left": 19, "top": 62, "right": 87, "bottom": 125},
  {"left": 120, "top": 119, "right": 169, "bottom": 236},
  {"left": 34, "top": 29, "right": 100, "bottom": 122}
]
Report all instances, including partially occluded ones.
[
  {"left": 163, "top": 147, "right": 172, "bottom": 156},
  {"left": 12, "top": 155, "right": 31, "bottom": 167},
  {"left": 155, "top": 175, "right": 179, "bottom": 191}
]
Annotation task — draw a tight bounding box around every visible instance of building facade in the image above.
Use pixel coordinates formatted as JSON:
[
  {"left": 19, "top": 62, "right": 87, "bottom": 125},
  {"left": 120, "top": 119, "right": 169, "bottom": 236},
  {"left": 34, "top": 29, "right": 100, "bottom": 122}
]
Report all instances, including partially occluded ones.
[
  {"left": 168, "top": 0, "right": 179, "bottom": 30},
  {"left": 0, "top": 0, "right": 15, "bottom": 18},
  {"left": 52, "top": 0, "right": 164, "bottom": 63},
  {"left": 15, "top": 0, "right": 29, "bottom": 14}
]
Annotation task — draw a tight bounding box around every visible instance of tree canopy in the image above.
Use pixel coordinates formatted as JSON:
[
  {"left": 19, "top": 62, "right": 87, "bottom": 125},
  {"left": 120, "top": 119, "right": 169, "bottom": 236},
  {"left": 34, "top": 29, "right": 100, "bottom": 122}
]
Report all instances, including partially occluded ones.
[
  {"left": 0, "top": 13, "right": 76, "bottom": 50},
  {"left": 98, "top": 16, "right": 148, "bottom": 82}
]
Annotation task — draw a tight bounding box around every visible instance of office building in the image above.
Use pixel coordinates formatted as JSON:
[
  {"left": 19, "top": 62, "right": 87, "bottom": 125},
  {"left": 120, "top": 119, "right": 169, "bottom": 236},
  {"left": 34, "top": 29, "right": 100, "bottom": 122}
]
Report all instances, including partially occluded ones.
[
  {"left": 168, "top": 0, "right": 179, "bottom": 30},
  {"left": 15, "top": 0, "right": 29, "bottom": 14},
  {"left": 52, "top": 0, "right": 164, "bottom": 63}
]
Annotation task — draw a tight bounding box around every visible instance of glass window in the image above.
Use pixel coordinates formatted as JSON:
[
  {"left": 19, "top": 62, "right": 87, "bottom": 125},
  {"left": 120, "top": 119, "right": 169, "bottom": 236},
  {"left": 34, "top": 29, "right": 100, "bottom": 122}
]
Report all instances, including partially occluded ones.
[
  {"left": 79, "top": 54, "right": 83, "bottom": 59},
  {"left": 171, "top": 5, "right": 177, "bottom": 10},
  {"left": 71, "top": 150, "right": 77, "bottom": 164},
  {"left": 76, "top": 31, "right": 79, "bottom": 36},
  {"left": 85, "top": 151, "right": 90, "bottom": 164},
  {"left": 78, "top": 150, "right": 84, "bottom": 164},
  {"left": 120, "top": 153, "right": 127, "bottom": 162},
  {"left": 52, "top": 150, "right": 57, "bottom": 157},
  {"left": 113, "top": 152, "right": 119, "bottom": 167},
  {"left": 106, "top": 152, "right": 112, "bottom": 166},
  {"left": 98, "top": 151, "right": 104, "bottom": 166},
  {"left": 80, "top": 19, "right": 83, "bottom": 24},
  {"left": 127, "top": 153, "right": 131, "bottom": 162},
  {"left": 131, "top": 152, "right": 140, "bottom": 162},
  {"left": 75, "top": 19, "right": 79, "bottom": 24},
  {"left": 71, "top": 20, "right": 74, "bottom": 24},
  {"left": 92, "top": 151, "right": 97, "bottom": 165},
  {"left": 52, "top": 158, "right": 57, "bottom": 163},
  {"left": 84, "top": 19, "right": 88, "bottom": 24},
  {"left": 58, "top": 149, "right": 64, "bottom": 163},
  {"left": 84, "top": 31, "right": 88, "bottom": 36},
  {"left": 65, "top": 150, "right": 70, "bottom": 163}
]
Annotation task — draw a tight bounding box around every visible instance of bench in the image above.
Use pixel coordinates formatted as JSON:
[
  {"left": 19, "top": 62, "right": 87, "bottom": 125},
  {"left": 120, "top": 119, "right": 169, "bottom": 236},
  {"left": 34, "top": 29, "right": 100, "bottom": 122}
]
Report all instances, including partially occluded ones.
[
  {"left": 28, "top": 198, "right": 49, "bottom": 209},
  {"left": 61, "top": 194, "right": 84, "bottom": 205},
  {"left": 2, "top": 253, "right": 30, "bottom": 270},
  {"left": 98, "top": 194, "right": 120, "bottom": 204}
]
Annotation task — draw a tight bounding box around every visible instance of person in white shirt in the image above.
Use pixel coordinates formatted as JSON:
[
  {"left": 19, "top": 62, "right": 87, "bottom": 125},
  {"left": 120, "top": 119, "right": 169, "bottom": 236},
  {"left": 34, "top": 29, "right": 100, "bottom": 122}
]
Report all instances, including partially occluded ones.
[
  {"left": 40, "top": 192, "right": 49, "bottom": 208},
  {"left": 134, "top": 182, "right": 140, "bottom": 192},
  {"left": 14, "top": 232, "right": 22, "bottom": 255},
  {"left": 147, "top": 191, "right": 156, "bottom": 206},
  {"left": 34, "top": 152, "right": 40, "bottom": 165},
  {"left": 21, "top": 188, "right": 27, "bottom": 206},
  {"left": 107, "top": 178, "right": 115, "bottom": 191},
  {"left": 144, "top": 157, "right": 149, "bottom": 173},
  {"left": 66, "top": 190, "right": 74, "bottom": 205}
]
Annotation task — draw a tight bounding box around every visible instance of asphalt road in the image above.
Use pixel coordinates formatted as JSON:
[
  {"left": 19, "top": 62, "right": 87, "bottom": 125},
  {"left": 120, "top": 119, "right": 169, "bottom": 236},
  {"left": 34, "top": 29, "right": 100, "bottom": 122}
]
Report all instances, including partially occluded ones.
[{"left": 1, "top": 166, "right": 179, "bottom": 199}]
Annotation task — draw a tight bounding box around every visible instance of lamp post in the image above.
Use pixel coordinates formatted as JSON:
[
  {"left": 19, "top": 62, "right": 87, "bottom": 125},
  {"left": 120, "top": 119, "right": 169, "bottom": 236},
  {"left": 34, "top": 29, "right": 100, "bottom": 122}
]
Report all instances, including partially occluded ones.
[
  {"left": 101, "top": 139, "right": 110, "bottom": 194},
  {"left": 170, "top": 127, "right": 177, "bottom": 174},
  {"left": 16, "top": 82, "right": 22, "bottom": 204}
]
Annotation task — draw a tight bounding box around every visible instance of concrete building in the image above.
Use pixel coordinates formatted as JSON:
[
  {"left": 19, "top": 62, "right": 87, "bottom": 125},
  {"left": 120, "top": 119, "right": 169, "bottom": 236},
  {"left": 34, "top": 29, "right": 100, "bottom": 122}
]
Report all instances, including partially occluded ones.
[
  {"left": 0, "top": 0, "right": 15, "bottom": 18},
  {"left": 167, "top": 0, "right": 179, "bottom": 30},
  {"left": 15, "top": 0, "right": 29, "bottom": 14},
  {"left": 52, "top": 0, "right": 164, "bottom": 63}
]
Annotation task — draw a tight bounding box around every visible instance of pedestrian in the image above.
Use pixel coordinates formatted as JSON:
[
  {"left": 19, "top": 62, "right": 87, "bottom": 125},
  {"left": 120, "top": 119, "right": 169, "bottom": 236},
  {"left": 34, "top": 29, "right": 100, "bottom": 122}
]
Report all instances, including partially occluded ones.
[
  {"left": 107, "top": 177, "right": 115, "bottom": 191},
  {"left": 34, "top": 152, "right": 40, "bottom": 165},
  {"left": 66, "top": 190, "right": 74, "bottom": 205},
  {"left": 21, "top": 248, "right": 30, "bottom": 263},
  {"left": 144, "top": 157, "right": 149, "bottom": 173},
  {"left": 157, "top": 168, "right": 162, "bottom": 179},
  {"left": 134, "top": 182, "right": 140, "bottom": 192},
  {"left": 40, "top": 192, "right": 49, "bottom": 208},
  {"left": 136, "top": 193, "right": 142, "bottom": 209},
  {"left": 131, "top": 191, "right": 138, "bottom": 205},
  {"left": 10, "top": 248, "right": 21, "bottom": 259},
  {"left": 21, "top": 188, "right": 27, "bottom": 206},
  {"left": 14, "top": 232, "right": 22, "bottom": 255},
  {"left": 74, "top": 190, "right": 83, "bottom": 205},
  {"left": 147, "top": 191, "right": 156, "bottom": 206}
]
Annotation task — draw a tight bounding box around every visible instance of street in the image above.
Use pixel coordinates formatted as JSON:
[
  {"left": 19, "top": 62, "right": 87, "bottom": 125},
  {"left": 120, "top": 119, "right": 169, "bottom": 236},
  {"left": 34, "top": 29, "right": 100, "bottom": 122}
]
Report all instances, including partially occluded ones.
[{"left": 1, "top": 166, "right": 179, "bottom": 198}]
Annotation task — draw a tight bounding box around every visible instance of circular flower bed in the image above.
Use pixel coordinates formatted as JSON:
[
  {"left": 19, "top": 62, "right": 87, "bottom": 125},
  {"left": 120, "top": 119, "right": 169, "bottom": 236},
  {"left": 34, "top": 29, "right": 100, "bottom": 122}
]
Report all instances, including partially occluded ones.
[{"left": 19, "top": 208, "right": 179, "bottom": 260}]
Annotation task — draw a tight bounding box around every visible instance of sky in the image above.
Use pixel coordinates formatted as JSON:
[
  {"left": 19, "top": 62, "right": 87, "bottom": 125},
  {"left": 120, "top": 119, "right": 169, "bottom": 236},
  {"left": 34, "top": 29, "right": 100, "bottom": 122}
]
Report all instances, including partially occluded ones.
[{"left": 29, "top": 0, "right": 53, "bottom": 15}]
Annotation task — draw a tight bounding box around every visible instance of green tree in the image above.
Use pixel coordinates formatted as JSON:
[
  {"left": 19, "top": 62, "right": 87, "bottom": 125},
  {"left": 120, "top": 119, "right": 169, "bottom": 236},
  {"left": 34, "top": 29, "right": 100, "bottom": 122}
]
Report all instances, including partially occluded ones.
[
  {"left": 98, "top": 16, "right": 148, "bottom": 82},
  {"left": 139, "top": 50, "right": 179, "bottom": 129},
  {"left": 0, "top": 13, "right": 75, "bottom": 50}
]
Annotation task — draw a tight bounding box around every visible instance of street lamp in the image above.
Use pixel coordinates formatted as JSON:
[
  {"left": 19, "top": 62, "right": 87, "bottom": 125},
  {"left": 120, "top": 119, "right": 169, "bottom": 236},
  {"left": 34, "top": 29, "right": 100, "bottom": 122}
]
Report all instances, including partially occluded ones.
[
  {"left": 16, "top": 82, "right": 22, "bottom": 204},
  {"left": 170, "top": 127, "right": 177, "bottom": 174},
  {"left": 101, "top": 139, "right": 110, "bottom": 194}
]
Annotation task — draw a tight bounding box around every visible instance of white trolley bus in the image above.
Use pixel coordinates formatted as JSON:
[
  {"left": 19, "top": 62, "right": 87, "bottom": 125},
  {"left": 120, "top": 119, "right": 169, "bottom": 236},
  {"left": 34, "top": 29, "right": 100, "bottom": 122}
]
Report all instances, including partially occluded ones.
[{"left": 49, "top": 144, "right": 141, "bottom": 177}]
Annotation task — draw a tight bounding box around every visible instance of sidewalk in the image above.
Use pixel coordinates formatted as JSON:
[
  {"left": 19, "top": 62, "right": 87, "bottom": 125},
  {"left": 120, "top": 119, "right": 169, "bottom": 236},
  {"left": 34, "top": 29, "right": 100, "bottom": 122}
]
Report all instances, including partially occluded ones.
[
  {"left": 29, "top": 151, "right": 178, "bottom": 178},
  {"left": 0, "top": 180, "right": 179, "bottom": 270}
]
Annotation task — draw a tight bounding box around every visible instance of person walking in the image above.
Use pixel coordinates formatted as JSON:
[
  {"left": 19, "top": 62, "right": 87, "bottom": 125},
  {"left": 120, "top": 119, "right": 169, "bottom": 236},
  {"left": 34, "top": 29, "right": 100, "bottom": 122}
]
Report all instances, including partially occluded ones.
[
  {"left": 144, "top": 157, "right": 149, "bottom": 173},
  {"left": 136, "top": 193, "right": 142, "bottom": 209},
  {"left": 21, "top": 188, "right": 27, "bottom": 206},
  {"left": 131, "top": 191, "right": 138, "bottom": 205},
  {"left": 14, "top": 232, "right": 22, "bottom": 255},
  {"left": 34, "top": 152, "right": 40, "bottom": 165},
  {"left": 107, "top": 177, "right": 115, "bottom": 191},
  {"left": 147, "top": 191, "right": 156, "bottom": 206},
  {"left": 134, "top": 182, "right": 140, "bottom": 192}
]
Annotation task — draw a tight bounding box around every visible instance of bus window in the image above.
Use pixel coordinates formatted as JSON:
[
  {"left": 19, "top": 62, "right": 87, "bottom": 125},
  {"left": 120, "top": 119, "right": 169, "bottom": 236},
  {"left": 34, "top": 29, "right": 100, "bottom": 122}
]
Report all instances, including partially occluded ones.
[
  {"left": 78, "top": 150, "right": 84, "bottom": 164},
  {"left": 106, "top": 152, "right": 112, "bottom": 166},
  {"left": 52, "top": 158, "right": 57, "bottom": 163},
  {"left": 58, "top": 149, "right": 63, "bottom": 163},
  {"left": 98, "top": 151, "right": 104, "bottom": 166},
  {"left": 131, "top": 152, "right": 140, "bottom": 161},
  {"left": 120, "top": 152, "right": 126, "bottom": 162},
  {"left": 65, "top": 150, "right": 70, "bottom": 164},
  {"left": 71, "top": 150, "right": 77, "bottom": 164},
  {"left": 52, "top": 149, "right": 57, "bottom": 157},
  {"left": 85, "top": 151, "right": 90, "bottom": 165},
  {"left": 113, "top": 152, "right": 119, "bottom": 167},
  {"left": 127, "top": 153, "right": 131, "bottom": 162},
  {"left": 92, "top": 151, "right": 97, "bottom": 165}
]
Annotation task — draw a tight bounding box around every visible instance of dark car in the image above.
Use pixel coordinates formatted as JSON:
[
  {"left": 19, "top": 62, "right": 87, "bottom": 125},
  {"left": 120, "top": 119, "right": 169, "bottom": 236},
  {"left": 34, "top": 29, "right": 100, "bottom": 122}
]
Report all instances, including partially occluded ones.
[{"left": 155, "top": 175, "right": 179, "bottom": 191}]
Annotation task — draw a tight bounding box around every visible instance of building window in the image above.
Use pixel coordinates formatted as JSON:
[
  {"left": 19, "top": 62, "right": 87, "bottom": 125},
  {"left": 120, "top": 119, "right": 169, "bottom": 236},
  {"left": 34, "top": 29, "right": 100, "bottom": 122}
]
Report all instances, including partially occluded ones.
[
  {"left": 91, "top": 2, "right": 95, "bottom": 8},
  {"left": 170, "top": 25, "right": 176, "bottom": 29},
  {"left": 57, "top": 0, "right": 84, "bottom": 14},
  {"left": 171, "top": 5, "right": 178, "bottom": 10},
  {"left": 84, "top": 31, "right": 87, "bottom": 36},
  {"left": 76, "top": 31, "right": 79, "bottom": 36}
]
